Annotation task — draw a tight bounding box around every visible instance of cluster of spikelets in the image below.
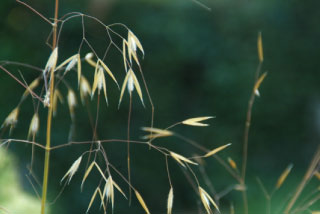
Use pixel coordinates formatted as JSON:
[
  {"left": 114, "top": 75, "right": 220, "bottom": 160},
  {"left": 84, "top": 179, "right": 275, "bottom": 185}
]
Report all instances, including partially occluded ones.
[
  {"left": 0, "top": 18, "right": 235, "bottom": 213},
  {"left": 1, "top": 28, "right": 145, "bottom": 135},
  {"left": 58, "top": 116, "right": 233, "bottom": 214}
]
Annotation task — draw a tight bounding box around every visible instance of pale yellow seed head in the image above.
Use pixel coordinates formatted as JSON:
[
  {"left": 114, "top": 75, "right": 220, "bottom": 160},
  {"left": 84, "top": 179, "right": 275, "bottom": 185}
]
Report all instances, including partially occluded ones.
[
  {"left": 67, "top": 89, "right": 77, "bottom": 119},
  {"left": 2, "top": 107, "right": 19, "bottom": 128},
  {"left": 80, "top": 76, "right": 91, "bottom": 105},
  {"left": 257, "top": 31, "right": 263, "bottom": 63},
  {"left": 28, "top": 113, "right": 39, "bottom": 140},
  {"left": 61, "top": 156, "right": 82, "bottom": 184},
  {"left": 167, "top": 188, "right": 174, "bottom": 214},
  {"left": 182, "top": 116, "right": 214, "bottom": 127},
  {"left": 228, "top": 157, "right": 238, "bottom": 170},
  {"left": 135, "top": 190, "right": 150, "bottom": 214},
  {"left": 44, "top": 47, "right": 58, "bottom": 74},
  {"left": 199, "top": 186, "right": 219, "bottom": 213},
  {"left": 276, "top": 164, "right": 293, "bottom": 189}
]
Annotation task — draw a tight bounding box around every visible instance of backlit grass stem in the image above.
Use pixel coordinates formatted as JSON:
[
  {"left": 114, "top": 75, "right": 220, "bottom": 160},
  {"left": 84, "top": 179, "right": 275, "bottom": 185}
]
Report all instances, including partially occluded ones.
[{"left": 40, "top": 0, "right": 59, "bottom": 213}]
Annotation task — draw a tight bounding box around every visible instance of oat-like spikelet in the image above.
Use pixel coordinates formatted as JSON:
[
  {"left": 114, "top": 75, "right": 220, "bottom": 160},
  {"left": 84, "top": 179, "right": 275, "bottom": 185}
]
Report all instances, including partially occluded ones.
[
  {"left": 52, "top": 89, "right": 63, "bottom": 117},
  {"left": 55, "top": 53, "right": 81, "bottom": 86},
  {"left": 119, "top": 68, "right": 144, "bottom": 107},
  {"left": 1, "top": 107, "right": 19, "bottom": 134},
  {"left": 92, "top": 66, "right": 108, "bottom": 104},
  {"left": 228, "top": 157, "right": 238, "bottom": 170},
  {"left": 257, "top": 31, "right": 263, "bottom": 63},
  {"left": 170, "top": 151, "right": 198, "bottom": 168},
  {"left": 134, "top": 190, "right": 150, "bottom": 214},
  {"left": 43, "top": 47, "right": 58, "bottom": 92},
  {"left": 254, "top": 72, "right": 267, "bottom": 97},
  {"left": 27, "top": 113, "right": 39, "bottom": 140},
  {"left": 276, "top": 164, "right": 293, "bottom": 189},
  {"left": 86, "top": 187, "right": 105, "bottom": 213},
  {"left": 199, "top": 186, "right": 219, "bottom": 213},
  {"left": 67, "top": 89, "right": 77, "bottom": 120},
  {"left": 61, "top": 156, "right": 82, "bottom": 184},
  {"left": 122, "top": 39, "right": 128, "bottom": 72},
  {"left": 204, "top": 143, "right": 231, "bottom": 158},
  {"left": 127, "top": 31, "right": 144, "bottom": 66},
  {"left": 85, "top": 52, "right": 96, "bottom": 67},
  {"left": 79, "top": 75, "right": 91, "bottom": 105},
  {"left": 44, "top": 47, "right": 58, "bottom": 74},
  {"left": 104, "top": 176, "right": 114, "bottom": 210},
  {"left": 141, "top": 127, "right": 173, "bottom": 139},
  {"left": 182, "top": 116, "right": 214, "bottom": 127},
  {"left": 167, "top": 187, "right": 173, "bottom": 214},
  {"left": 22, "top": 78, "right": 40, "bottom": 100}
]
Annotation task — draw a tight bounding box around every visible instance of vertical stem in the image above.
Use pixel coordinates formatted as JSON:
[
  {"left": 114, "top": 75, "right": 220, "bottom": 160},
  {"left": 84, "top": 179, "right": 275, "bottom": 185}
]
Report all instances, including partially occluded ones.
[
  {"left": 127, "top": 94, "right": 132, "bottom": 205},
  {"left": 241, "top": 61, "right": 262, "bottom": 214},
  {"left": 40, "top": 1, "right": 59, "bottom": 213}
]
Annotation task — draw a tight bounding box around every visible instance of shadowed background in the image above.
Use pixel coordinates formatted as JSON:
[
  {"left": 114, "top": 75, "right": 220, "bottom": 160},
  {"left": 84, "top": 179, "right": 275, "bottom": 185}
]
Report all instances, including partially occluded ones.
[{"left": 0, "top": 0, "right": 320, "bottom": 213}]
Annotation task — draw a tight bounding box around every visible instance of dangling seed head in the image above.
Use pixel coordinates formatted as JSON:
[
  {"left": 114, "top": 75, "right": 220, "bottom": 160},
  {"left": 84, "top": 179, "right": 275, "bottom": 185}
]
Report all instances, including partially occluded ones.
[{"left": 28, "top": 113, "right": 39, "bottom": 140}]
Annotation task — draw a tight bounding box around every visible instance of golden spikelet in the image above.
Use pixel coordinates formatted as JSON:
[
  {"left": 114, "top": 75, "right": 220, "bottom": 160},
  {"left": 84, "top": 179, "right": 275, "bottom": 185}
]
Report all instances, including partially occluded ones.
[
  {"left": 67, "top": 89, "right": 77, "bottom": 120},
  {"left": 141, "top": 127, "right": 173, "bottom": 139},
  {"left": 170, "top": 151, "right": 198, "bottom": 167},
  {"left": 167, "top": 187, "right": 174, "bottom": 214},
  {"left": 182, "top": 116, "right": 214, "bottom": 127},
  {"left": 85, "top": 52, "right": 96, "bottom": 67},
  {"left": 2, "top": 107, "right": 19, "bottom": 135},
  {"left": 27, "top": 113, "right": 39, "bottom": 140},
  {"left": 22, "top": 78, "right": 40, "bottom": 100},
  {"left": 199, "top": 186, "right": 219, "bottom": 213},
  {"left": 135, "top": 190, "right": 150, "bottom": 214},
  {"left": 276, "top": 164, "right": 293, "bottom": 189},
  {"left": 92, "top": 66, "right": 108, "bottom": 104},
  {"left": 79, "top": 75, "right": 91, "bottom": 105},
  {"left": 105, "top": 176, "right": 114, "bottom": 210},
  {"left": 61, "top": 156, "right": 82, "bottom": 184},
  {"left": 253, "top": 72, "right": 267, "bottom": 97},
  {"left": 119, "top": 68, "right": 144, "bottom": 107},
  {"left": 228, "top": 157, "right": 238, "bottom": 170},
  {"left": 52, "top": 89, "right": 63, "bottom": 117},
  {"left": 44, "top": 47, "right": 58, "bottom": 74},
  {"left": 204, "top": 143, "right": 231, "bottom": 158},
  {"left": 257, "top": 31, "right": 263, "bottom": 63}
]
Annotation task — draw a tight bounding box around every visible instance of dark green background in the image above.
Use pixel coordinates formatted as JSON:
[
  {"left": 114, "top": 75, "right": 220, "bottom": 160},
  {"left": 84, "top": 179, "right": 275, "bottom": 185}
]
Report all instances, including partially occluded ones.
[{"left": 0, "top": 0, "right": 319, "bottom": 213}]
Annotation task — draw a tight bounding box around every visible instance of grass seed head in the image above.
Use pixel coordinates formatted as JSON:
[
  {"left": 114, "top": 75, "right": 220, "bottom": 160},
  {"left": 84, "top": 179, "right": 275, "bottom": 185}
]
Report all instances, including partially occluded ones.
[
  {"left": 170, "top": 151, "right": 198, "bottom": 168},
  {"left": 257, "top": 31, "right": 264, "bottom": 63},
  {"left": 228, "top": 157, "right": 238, "bottom": 170},
  {"left": 276, "top": 163, "right": 293, "bottom": 189},
  {"left": 167, "top": 187, "right": 173, "bottom": 214},
  {"left": 61, "top": 156, "right": 82, "bottom": 184},
  {"left": 134, "top": 190, "right": 150, "bottom": 214},
  {"left": 44, "top": 47, "right": 58, "bottom": 74},
  {"left": 204, "top": 143, "right": 231, "bottom": 158},
  {"left": 22, "top": 78, "right": 40, "bottom": 100},
  {"left": 27, "top": 113, "right": 39, "bottom": 140},
  {"left": 80, "top": 75, "right": 91, "bottom": 105},
  {"left": 182, "top": 116, "right": 214, "bottom": 127},
  {"left": 53, "top": 89, "right": 63, "bottom": 117},
  {"left": 67, "top": 89, "right": 77, "bottom": 120},
  {"left": 199, "top": 186, "right": 219, "bottom": 213},
  {"left": 2, "top": 107, "right": 19, "bottom": 134}
]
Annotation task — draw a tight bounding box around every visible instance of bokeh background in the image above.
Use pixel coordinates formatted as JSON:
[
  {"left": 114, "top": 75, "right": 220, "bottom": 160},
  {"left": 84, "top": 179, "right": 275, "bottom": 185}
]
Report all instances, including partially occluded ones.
[{"left": 0, "top": 0, "right": 320, "bottom": 213}]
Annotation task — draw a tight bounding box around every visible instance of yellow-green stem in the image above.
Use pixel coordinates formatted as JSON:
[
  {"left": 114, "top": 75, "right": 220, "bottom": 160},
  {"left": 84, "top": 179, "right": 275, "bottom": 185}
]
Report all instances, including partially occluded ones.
[{"left": 40, "top": 0, "right": 59, "bottom": 213}]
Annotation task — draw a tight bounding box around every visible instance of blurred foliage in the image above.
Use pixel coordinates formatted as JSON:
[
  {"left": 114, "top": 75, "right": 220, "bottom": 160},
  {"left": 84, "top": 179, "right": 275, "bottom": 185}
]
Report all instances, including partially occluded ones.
[
  {"left": 0, "top": 0, "right": 320, "bottom": 213},
  {"left": 0, "top": 148, "right": 41, "bottom": 213}
]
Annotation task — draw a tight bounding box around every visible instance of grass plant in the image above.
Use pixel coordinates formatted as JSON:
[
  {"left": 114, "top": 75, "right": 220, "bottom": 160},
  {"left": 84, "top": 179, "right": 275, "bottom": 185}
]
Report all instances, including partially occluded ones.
[{"left": 0, "top": 1, "right": 319, "bottom": 214}]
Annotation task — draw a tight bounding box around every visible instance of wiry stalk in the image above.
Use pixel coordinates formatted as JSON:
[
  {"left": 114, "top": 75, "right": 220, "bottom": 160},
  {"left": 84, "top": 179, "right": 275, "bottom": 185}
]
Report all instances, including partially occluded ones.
[{"left": 40, "top": 0, "right": 59, "bottom": 213}]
